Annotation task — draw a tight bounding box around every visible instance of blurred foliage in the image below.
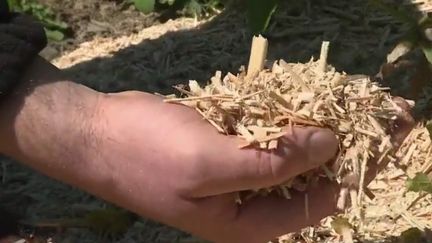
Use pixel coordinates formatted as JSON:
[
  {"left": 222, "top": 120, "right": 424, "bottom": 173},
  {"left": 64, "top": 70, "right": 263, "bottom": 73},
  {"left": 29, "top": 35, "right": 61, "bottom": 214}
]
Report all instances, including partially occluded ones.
[
  {"left": 330, "top": 216, "right": 354, "bottom": 235},
  {"left": 406, "top": 123, "right": 432, "bottom": 195},
  {"left": 7, "top": 0, "right": 69, "bottom": 41},
  {"left": 133, "top": 0, "right": 156, "bottom": 13},
  {"left": 133, "top": 0, "right": 432, "bottom": 38},
  {"left": 427, "top": 120, "right": 432, "bottom": 139},
  {"left": 406, "top": 172, "right": 432, "bottom": 194},
  {"left": 397, "top": 227, "right": 432, "bottom": 243},
  {"left": 246, "top": 0, "right": 278, "bottom": 34},
  {"left": 79, "top": 208, "right": 137, "bottom": 238},
  {"left": 132, "top": 0, "right": 279, "bottom": 34},
  {"left": 368, "top": 0, "right": 432, "bottom": 64},
  {"left": 132, "top": 0, "right": 224, "bottom": 18},
  {"left": 20, "top": 207, "right": 137, "bottom": 240}
]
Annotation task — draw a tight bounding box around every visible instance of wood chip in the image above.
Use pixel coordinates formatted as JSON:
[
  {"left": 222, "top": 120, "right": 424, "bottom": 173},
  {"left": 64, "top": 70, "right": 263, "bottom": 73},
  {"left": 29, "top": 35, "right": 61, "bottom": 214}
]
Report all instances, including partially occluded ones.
[
  {"left": 164, "top": 39, "right": 403, "bottom": 216},
  {"left": 247, "top": 35, "right": 268, "bottom": 77}
]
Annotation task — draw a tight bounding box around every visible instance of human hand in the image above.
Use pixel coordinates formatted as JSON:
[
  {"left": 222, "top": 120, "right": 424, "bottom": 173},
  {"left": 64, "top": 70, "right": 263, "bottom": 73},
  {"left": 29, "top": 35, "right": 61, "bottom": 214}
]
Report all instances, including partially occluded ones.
[
  {"left": 1, "top": 56, "right": 415, "bottom": 243},
  {"left": 93, "top": 91, "right": 340, "bottom": 243},
  {"left": 0, "top": 56, "right": 340, "bottom": 243},
  {"left": 96, "top": 90, "right": 417, "bottom": 243}
]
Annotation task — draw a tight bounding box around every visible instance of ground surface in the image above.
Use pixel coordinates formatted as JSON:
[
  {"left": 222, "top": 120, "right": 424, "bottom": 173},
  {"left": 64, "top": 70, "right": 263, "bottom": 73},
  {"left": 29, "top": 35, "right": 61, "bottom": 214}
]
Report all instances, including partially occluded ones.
[{"left": 1, "top": 0, "right": 432, "bottom": 242}]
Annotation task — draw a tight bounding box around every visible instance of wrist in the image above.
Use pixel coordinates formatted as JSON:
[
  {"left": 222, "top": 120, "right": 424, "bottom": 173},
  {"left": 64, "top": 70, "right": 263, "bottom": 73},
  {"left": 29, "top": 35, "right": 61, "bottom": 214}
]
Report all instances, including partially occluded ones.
[{"left": 0, "top": 56, "right": 108, "bottom": 190}]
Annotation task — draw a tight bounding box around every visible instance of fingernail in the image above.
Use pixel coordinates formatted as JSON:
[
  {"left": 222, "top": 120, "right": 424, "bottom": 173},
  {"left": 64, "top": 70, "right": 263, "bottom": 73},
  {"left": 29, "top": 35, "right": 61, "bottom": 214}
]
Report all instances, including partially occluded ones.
[{"left": 308, "top": 128, "right": 338, "bottom": 164}]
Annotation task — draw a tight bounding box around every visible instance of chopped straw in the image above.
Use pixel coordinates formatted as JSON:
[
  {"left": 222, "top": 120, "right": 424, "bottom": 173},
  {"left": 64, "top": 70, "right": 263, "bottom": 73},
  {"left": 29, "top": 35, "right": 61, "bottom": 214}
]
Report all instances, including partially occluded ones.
[{"left": 164, "top": 37, "right": 402, "bottom": 211}]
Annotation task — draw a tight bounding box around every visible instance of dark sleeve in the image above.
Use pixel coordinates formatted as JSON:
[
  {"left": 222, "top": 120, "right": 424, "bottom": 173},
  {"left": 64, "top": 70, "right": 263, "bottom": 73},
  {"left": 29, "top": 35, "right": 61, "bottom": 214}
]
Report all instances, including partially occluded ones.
[{"left": 0, "top": 0, "right": 47, "bottom": 99}]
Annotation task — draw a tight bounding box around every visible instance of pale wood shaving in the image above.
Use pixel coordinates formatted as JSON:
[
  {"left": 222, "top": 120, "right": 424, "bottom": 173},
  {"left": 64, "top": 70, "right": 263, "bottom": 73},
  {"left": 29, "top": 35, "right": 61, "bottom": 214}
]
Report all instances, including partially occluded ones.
[
  {"left": 354, "top": 125, "right": 432, "bottom": 242},
  {"left": 164, "top": 40, "right": 402, "bottom": 209},
  {"left": 247, "top": 35, "right": 268, "bottom": 78}
]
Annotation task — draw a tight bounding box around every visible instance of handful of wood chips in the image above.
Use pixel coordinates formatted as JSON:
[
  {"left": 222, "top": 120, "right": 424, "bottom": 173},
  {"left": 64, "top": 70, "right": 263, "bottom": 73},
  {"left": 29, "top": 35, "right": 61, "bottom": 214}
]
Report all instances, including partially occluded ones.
[{"left": 164, "top": 37, "right": 405, "bottom": 211}]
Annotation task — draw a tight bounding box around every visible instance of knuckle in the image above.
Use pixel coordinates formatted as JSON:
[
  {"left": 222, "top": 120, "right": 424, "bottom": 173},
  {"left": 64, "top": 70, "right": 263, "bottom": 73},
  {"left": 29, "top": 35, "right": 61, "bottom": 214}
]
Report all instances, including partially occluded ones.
[
  {"left": 174, "top": 140, "right": 207, "bottom": 193},
  {"left": 255, "top": 141, "right": 310, "bottom": 187},
  {"left": 255, "top": 149, "right": 285, "bottom": 187}
]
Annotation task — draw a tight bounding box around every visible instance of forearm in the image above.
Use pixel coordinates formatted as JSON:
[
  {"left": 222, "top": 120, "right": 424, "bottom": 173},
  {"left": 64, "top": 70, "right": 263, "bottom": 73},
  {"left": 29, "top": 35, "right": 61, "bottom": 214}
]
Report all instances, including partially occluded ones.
[{"left": 0, "top": 56, "right": 108, "bottom": 191}]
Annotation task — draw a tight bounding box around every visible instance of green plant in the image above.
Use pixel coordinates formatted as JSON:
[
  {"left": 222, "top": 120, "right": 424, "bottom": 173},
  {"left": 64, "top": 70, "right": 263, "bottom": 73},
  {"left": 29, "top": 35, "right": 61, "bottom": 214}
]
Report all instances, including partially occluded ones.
[
  {"left": 245, "top": 0, "right": 278, "bottom": 35},
  {"left": 405, "top": 122, "right": 432, "bottom": 195},
  {"left": 133, "top": 0, "right": 223, "bottom": 18},
  {"left": 398, "top": 227, "right": 431, "bottom": 243},
  {"left": 368, "top": 0, "right": 432, "bottom": 64},
  {"left": 132, "top": 0, "right": 280, "bottom": 34},
  {"left": 7, "top": 0, "right": 69, "bottom": 41},
  {"left": 406, "top": 172, "right": 432, "bottom": 194},
  {"left": 20, "top": 207, "right": 137, "bottom": 240},
  {"left": 178, "top": 0, "right": 222, "bottom": 18}
]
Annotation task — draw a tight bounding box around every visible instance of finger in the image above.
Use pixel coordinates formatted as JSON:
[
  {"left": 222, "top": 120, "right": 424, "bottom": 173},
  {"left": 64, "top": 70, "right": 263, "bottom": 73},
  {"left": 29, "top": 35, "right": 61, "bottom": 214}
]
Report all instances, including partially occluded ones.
[
  {"left": 228, "top": 179, "right": 338, "bottom": 243},
  {"left": 191, "top": 127, "right": 338, "bottom": 197}
]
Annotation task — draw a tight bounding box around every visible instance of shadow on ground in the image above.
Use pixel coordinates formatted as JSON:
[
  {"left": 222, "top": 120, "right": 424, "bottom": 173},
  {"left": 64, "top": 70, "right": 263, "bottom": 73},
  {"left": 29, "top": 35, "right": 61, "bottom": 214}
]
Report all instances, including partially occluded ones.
[
  {"left": 59, "top": 1, "right": 404, "bottom": 95},
  {"left": 2, "top": 1, "right": 427, "bottom": 242}
]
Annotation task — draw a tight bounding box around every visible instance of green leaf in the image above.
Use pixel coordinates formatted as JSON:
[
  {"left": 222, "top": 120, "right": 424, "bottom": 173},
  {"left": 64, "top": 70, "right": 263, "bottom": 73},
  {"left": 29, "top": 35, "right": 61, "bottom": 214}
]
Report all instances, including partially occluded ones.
[
  {"left": 426, "top": 120, "right": 432, "bottom": 139},
  {"left": 44, "top": 28, "right": 65, "bottom": 41},
  {"left": 368, "top": 0, "right": 417, "bottom": 26},
  {"left": 133, "top": 0, "right": 155, "bottom": 13},
  {"left": 406, "top": 173, "right": 432, "bottom": 194},
  {"left": 159, "top": 0, "right": 176, "bottom": 5},
  {"left": 43, "top": 17, "right": 69, "bottom": 30},
  {"left": 184, "top": 0, "right": 202, "bottom": 17},
  {"left": 82, "top": 208, "right": 135, "bottom": 236},
  {"left": 422, "top": 46, "right": 432, "bottom": 65},
  {"left": 7, "top": 0, "right": 21, "bottom": 11},
  {"left": 246, "top": 0, "right": 278, "bottom": 35},
  {"left": 330, "top": 216, "right": 353, "bottom": 235}
]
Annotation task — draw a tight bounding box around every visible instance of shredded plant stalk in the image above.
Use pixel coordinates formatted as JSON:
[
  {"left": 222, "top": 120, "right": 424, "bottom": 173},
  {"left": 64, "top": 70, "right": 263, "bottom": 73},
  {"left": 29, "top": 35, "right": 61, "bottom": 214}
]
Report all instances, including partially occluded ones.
[{"left": 164, "top": 42, "right": 402, "bottom": 209}]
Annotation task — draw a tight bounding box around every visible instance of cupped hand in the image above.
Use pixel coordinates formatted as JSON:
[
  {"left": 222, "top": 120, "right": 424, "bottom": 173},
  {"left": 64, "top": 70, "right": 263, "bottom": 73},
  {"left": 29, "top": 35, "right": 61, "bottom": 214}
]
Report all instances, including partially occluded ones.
[
  {"left": 94, "top": 91, "right": 340, "bottom": 243},
  {"left": 93, "top": 89, "right": 416, "bottom": 243},
  {"left": 1, "top": 56, "right": 416, "bottom": 243}
]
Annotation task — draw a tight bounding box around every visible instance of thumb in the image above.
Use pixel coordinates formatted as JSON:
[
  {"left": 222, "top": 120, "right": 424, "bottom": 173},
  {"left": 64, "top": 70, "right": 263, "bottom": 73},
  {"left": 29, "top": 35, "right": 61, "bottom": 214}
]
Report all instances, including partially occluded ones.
[{"left": 191, "top": 127, "right": 339, "bottom": 197}]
